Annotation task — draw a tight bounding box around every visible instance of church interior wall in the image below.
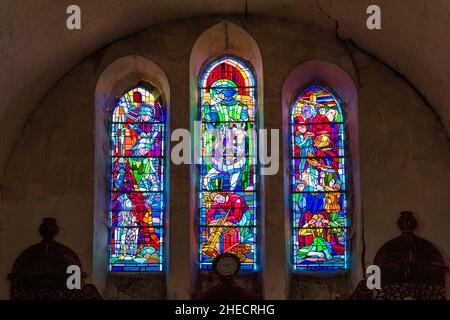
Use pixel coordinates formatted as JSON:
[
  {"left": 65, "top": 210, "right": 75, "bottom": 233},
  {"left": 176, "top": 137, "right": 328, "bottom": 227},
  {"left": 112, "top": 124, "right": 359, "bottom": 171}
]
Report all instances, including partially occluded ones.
[{"left": 0, "top": 15, "right": 448, "bottom": 299}]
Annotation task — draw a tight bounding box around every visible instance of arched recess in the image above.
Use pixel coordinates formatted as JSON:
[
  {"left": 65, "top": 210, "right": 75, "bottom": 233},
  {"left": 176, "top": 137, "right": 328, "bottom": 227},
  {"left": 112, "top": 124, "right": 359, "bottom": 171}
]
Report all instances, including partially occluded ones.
[
  {"left": 189, "top": 21, "right": 264, "bottom": 295},
  {"left": 282, "top": 60, "right": 361, "bottom": 290},
  {"left": 94, "top": 55, "right": 170, "bottom": 296}
]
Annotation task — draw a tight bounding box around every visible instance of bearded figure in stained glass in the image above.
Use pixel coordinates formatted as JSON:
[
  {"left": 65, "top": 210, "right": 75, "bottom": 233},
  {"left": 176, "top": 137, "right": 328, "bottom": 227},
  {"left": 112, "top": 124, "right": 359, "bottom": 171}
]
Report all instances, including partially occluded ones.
[{"left": 113, "top": 194, "right": 139, "bottom": 260}]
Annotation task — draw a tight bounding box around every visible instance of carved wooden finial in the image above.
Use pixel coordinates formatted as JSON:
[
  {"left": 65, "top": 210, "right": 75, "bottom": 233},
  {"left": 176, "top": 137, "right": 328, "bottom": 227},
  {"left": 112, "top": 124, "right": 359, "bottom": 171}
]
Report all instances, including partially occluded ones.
[
  {"left": 397, "top": 211, "right": 417, "bottom": 235},
  {"left": 38, "top": 217, "right": 59, "bottom": 241}
]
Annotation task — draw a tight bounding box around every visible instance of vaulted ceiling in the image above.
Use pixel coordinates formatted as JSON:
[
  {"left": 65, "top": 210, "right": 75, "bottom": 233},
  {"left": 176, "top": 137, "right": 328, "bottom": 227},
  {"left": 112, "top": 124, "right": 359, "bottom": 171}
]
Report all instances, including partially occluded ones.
[{"left": 1, "top": 0, "right": 449, "bottom": 179}]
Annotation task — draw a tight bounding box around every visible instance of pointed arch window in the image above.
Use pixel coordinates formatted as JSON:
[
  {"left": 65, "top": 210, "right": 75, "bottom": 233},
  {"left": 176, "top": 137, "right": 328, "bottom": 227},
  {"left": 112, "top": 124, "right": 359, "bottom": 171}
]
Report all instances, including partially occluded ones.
[
  {"left": 109, "top": 84, "right": 166, "bottom": 271},
  {"left": 290, "top": 85, "right": 349, "bottom": 271},
  {"left": 198, "top": 56, "right": 258, "bottom": 270}
]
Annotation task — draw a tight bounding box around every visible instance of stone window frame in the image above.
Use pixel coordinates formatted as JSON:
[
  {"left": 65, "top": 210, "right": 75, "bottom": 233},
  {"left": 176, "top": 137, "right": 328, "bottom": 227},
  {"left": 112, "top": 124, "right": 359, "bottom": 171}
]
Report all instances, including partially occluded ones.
[
  {"left": 189, "top": 21, "right": 265, "bottom": 296},
  {"left": 94, "top": 55, "right": 170, "bottom": 296},
  {"left": 282, "top": 60, "right": 361, "bottom": 284}
]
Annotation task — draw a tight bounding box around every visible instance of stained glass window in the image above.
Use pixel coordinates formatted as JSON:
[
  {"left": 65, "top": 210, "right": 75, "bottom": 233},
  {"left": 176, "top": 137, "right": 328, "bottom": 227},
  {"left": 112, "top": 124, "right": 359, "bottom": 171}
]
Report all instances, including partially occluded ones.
[
  {"left": 109, "top": 85, "right": 165, "bottom": 271},
  {"left": 290, "top": 85, "right": 349, "bottom": 271},
  {"left": 198, "top": 56, "right": 258, "bottom": 270}
]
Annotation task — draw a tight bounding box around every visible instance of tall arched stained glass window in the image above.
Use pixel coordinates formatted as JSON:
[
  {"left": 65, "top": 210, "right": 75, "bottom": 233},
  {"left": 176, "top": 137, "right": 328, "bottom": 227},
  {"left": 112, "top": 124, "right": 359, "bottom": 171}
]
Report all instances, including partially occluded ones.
[
  {"left": 109, "top": 85, "right": 166, "bottom": 271},
  {"left": 198, "top": 56, "right": 258, "bottom": 270},
  {"left": 290, "top": 85, "right": 349, "bottom": 271}
]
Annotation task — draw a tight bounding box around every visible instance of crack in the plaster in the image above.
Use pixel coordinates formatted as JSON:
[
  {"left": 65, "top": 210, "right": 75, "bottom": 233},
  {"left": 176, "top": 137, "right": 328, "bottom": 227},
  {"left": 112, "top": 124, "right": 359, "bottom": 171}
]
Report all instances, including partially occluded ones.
[
  {"left": 350, "top": 43, "right": 449, "bottom": 141},
  {"left": 343, "top": 41, "right": 363, "bottom": 87},
  {"left": 315, "top": 0, "right": 368, "bottom": 279},
  {"left": 93, "top": 47, "right": 107, "bottom": 78},
  {"left": 244, "top": 0, "right": 248, "bottom": 19},
  {"left": 360, "top": 208, "right": 367, "bottom": 279},
  {"left": 0, "top": 119, "right": 29, "bottom": 189},
  {"left": 314, "top": 0, "right": 363, "bottom": 87},
  {"left": 51, "top": 184, "right": 67, "bottom": 218},
  {"left": 315, "top": 0, "right": 449, "bottom": 141},
  {"left": 243, "top": 0, "right": 249, "bottom": 27},
  {"left": 236, "top": 1, "right": 249, "bottom": 31},
  {"left": 315, "top": 0, "right": 449, "bottom": 277},
  {"left": 44, "top": 122, "right": 56, "bottom": 151},
  {"left": 422, "top": 0, "right": 427, "bottom": 27},
  {"left": 51, "top": 163, "right": 74, "bottom": 218}
]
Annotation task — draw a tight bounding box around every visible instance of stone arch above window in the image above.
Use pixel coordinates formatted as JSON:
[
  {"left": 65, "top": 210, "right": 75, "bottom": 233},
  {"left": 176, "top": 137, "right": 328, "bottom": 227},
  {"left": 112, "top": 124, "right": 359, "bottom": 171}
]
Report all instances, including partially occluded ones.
[
  {"left": 290, "top": 85, "right": 348, "bottom": 270},
  {"left": 94, "top": 56, "right": 170, "bottom": 292},
  {"left": 198, "top": 55, "right": 258, "bottom": 270},
  {"left": 190, "top": 21, "right": 264, "bottom": 274}
]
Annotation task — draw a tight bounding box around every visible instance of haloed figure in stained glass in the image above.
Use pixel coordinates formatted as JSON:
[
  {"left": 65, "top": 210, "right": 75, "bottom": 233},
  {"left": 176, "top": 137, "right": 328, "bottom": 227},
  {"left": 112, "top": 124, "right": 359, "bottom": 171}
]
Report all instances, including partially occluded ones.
[
  {"left": 291, "top": 86, "right": 348, "bottom": 271},
  {"left": 109, "top": 86, "right": 166, "bottom": 271},
  {"left": 199, "top": 57, "right": 258, "bottom": 270}
]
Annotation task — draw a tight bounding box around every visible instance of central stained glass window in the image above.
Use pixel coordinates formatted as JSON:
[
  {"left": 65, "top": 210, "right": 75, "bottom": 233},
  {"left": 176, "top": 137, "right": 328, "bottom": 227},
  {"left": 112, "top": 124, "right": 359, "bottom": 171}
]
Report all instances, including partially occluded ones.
[
  {"left": 290, "top": 85, "right": 349, "bottom": 271},
  {"left": 109, "top": 85, "right": 165, "bottom": 271},
  {"left": 198, "top": 56, "right": 258, "bottom": 270}
]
